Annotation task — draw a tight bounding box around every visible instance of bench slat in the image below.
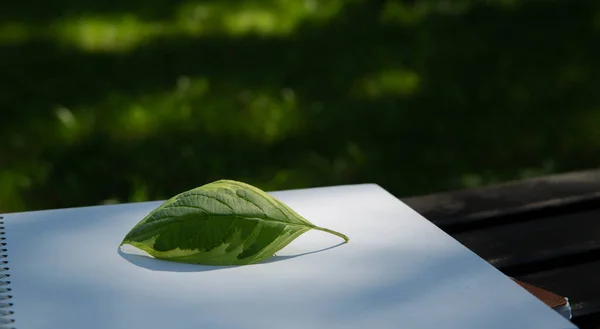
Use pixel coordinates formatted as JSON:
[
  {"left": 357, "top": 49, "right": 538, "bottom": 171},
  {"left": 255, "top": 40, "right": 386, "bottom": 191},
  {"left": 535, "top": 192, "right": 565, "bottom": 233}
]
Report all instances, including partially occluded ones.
[
  {"left": 402, "top": 169, "right": 600, "bottom": 326},
  {"left": 450, "top": 208, "right": 600, "bottom": 274},
  {"left": 403, "top": 169, "right": 600, "bottom": 231}
]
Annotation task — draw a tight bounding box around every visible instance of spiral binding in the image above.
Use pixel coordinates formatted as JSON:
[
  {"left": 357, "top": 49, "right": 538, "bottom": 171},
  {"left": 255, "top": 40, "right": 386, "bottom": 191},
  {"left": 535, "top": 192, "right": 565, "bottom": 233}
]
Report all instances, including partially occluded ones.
[{"left": 0, "top": 217, "right": 14, "bottom": 329}]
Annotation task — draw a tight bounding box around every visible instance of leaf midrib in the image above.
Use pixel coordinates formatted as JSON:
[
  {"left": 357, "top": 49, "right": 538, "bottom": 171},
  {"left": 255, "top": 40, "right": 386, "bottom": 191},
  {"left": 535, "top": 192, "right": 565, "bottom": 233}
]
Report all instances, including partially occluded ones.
[
  {"left": 124, "top": 213, "right": 315, "bottom": 244},
  {"left": 158, "top": 203, "right": 307, "bottom": 227},
  {"left": 221, "top": 181, "right": 293, "bottom": 221}
]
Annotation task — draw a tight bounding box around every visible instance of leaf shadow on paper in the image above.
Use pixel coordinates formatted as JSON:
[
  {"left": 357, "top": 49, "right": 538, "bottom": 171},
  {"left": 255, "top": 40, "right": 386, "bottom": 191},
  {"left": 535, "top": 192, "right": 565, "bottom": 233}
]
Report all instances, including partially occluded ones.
[{"left": 118, "top": 241, "right": 346, "bottom": 272}]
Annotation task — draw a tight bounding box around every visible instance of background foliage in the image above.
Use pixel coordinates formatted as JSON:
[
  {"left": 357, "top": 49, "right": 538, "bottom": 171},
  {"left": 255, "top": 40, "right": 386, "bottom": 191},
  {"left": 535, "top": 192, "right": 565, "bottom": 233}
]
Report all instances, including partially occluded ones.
[{"left": 2, "top": 0, "right": 600, "bottom": 213}]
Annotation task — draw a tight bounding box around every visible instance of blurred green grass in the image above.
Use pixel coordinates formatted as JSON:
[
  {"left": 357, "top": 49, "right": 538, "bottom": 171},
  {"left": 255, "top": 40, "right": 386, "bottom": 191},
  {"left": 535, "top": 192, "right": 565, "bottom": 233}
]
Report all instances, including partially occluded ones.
[{"left": 1, "top": 0, "right": 600, "bottom": 213}]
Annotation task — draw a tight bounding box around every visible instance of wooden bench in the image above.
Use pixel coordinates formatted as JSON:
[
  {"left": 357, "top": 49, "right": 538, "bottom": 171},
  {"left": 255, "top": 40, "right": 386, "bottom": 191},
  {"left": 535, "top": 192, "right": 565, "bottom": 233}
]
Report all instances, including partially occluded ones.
[{"left": 402, "top": 169, "right": 600, "bottom": 329}]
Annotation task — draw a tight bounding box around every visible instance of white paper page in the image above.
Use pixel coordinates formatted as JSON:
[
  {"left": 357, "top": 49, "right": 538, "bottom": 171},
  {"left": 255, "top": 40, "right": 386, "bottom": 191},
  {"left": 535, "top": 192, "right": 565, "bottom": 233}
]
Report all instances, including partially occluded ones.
[{"left": 4, "top": 184, "right": 577, "bottom": 329}]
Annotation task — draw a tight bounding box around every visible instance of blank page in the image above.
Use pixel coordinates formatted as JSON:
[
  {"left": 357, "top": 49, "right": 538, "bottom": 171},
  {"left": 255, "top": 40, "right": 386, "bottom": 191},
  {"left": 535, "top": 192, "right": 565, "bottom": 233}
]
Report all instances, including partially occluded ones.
[{"left": 4, "top": 184, "right": 577, "bottom": 329}]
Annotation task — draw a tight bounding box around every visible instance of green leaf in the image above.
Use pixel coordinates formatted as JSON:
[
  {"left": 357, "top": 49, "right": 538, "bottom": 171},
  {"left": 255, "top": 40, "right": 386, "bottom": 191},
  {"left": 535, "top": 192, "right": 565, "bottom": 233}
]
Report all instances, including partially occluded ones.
[{"left": 119, "top": 179, "right": 349, "bottom": 265}]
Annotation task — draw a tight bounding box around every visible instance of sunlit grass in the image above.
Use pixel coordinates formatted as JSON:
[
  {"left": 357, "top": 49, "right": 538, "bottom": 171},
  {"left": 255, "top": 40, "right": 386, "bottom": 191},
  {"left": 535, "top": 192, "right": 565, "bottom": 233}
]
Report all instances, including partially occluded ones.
[
  {"left": 79, "top": 76, "right": 302, "bottom": 144},
  {"left": 0, "top": 170, "right": 29, "bottom": 211},
  {"left": 0, "top": 0, "right": 344, "bottom": 52},
  {"left": 102, "top": 76, "right": 209, "bottom": 139},
  {"left": 0, "top": 68, "right": 306, "bottom": 211},
  {"left": 380, "top": 1, "right": 431, "bottom": 25},
  {"left": 0, "top": 23, "right": 30, "bottom": 45},
  {"left": 230, "top": 88, "right": 301, "bottom": 143},
  {"left": 357, "top": 69, "right": 421, "bottom": 98},
  {"left": 381, "top": 0, "right": 472, "bottom": 25},
  {"left": 381, "top": 0, "right": 518, "bottom": 25},
  {"left": 55, "top": 15, "right": 170, "bottom": 52},
  {"left": 53, "top": 106, "right": 96, "bottom": 144},
  {"left": 4, "top": 0, "right": 594, "bottom": 215},
  {"left": 177, "top": 0, "right": 343, "bottom": 36}
]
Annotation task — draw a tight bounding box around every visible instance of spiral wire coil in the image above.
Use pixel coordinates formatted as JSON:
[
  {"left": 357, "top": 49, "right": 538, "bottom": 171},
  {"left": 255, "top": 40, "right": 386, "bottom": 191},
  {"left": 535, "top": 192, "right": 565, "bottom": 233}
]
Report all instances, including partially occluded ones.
[{"left": 0, "top": 217, "right": 14, "bottom": 329}]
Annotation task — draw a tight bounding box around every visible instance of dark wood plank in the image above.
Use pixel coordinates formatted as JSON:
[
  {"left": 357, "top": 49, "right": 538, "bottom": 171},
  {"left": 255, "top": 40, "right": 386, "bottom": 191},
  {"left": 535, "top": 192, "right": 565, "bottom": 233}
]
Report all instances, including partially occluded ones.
[
  {"left": 403, "top": 169, "right": 600, "bottom": 231},
  {"left": 571, "top": 313, "right": 600, "bottom": 329},
  {"left": 401, "top": 170, "right": 600, "bottom": 326},
  {"left": 516, "top": 260, "right": 600, "bottom": 319},
  {"left": 450, "top": 208, "right": 600, "bottom": 275}
]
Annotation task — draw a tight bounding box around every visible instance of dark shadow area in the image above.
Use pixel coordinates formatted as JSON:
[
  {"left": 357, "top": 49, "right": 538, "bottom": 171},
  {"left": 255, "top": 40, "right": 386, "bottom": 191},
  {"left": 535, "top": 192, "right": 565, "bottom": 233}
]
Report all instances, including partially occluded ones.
[
  {"left": 0, "top": 0, "right": 188, "bottom": 23},
  {"left": 118, "top": 247, "right": 237, "bottom": 272},
  {"left": 118, "top": 241, "right": 346, "bottom": 272},
  {"left": 263, "top": 241, "right": 347, "bottom": 263},
  {"left": 2, "top": 1, "right": 600, "bottom": 212}
]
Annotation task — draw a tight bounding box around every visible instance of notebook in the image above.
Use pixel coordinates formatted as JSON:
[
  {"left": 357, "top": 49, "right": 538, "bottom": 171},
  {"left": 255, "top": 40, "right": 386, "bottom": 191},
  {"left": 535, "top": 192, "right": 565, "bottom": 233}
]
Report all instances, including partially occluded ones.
[
  {"left": 1, "top": 183, "right": 578, "bottom": 329},
  {"left": 513, "top": 279, "right": 572, "bottom": 320}
]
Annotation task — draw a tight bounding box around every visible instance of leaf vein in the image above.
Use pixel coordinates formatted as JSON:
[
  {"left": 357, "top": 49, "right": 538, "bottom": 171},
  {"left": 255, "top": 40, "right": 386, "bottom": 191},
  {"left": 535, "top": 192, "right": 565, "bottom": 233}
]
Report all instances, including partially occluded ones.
[
  {"left": 228, "top": 193, "right": 267, "bottom": 215},
  {"left": 162, "top": 204, "right": 210, "bottom": 213},
  {"left": 236, "top": 221, "right": 262, "bottom": 253},
  {"left": 225, "top": 181, "right": 290, "bottom": 221},
  {"left": 175, "top": 192, "right": 236, "bottom": 212},
  {"left": 211, "top": 217, "right": 239, "bottom": 248},
  {"left": 179, "top": 218, "right": 211, "bottom": 250}
]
